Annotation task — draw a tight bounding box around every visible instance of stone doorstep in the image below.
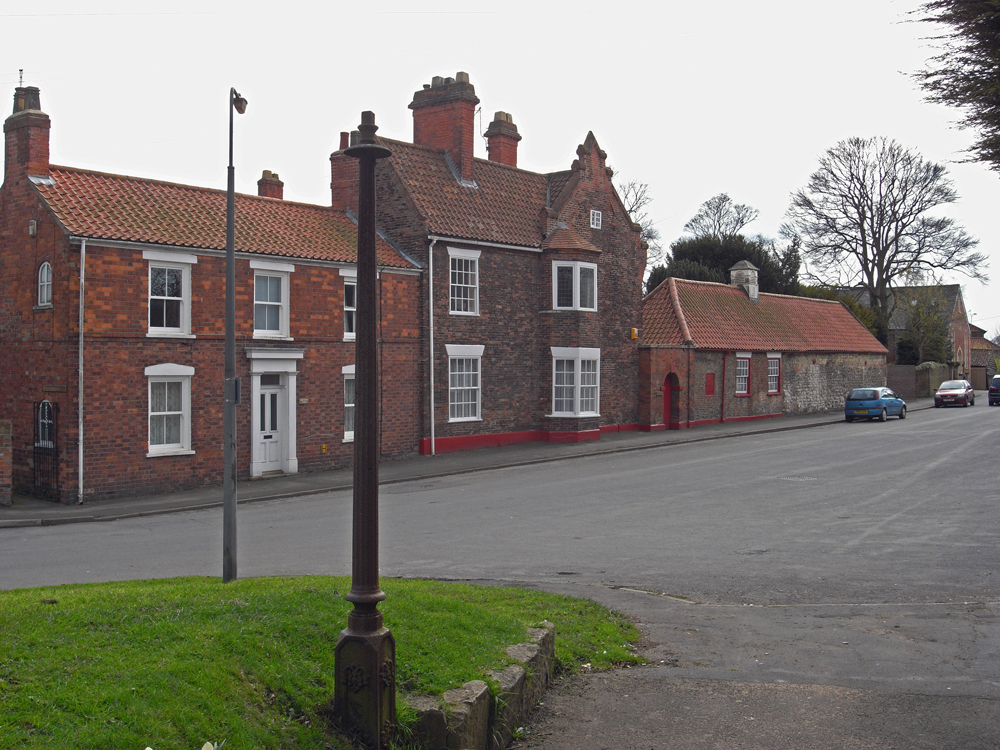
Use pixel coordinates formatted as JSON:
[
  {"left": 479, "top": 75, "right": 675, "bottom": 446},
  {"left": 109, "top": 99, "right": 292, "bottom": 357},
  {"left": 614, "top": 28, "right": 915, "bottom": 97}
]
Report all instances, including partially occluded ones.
[{"left": 407, "top": 621, "right": 555, "bottom": 750}]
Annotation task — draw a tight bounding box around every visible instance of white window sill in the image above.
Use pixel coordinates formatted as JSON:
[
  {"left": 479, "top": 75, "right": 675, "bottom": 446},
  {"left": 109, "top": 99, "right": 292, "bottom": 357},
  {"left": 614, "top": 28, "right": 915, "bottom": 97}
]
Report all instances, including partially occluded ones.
[
  {"left": 33, "top": 304, "right": 53, "bottom": 311},
  {"left": 448, "top": 417, "right": 482, "bottom": 424},
  {"left": 147, "top": 331, "right": 196, "bottom": 339},
  {"left": 253, "top": 333, "right": 294, "bottom": 341},
  {"left": 546, "top": 412, "right": 600, "bottom": 419},
  {"left": 449, "top": 310, "right": 480, "bottom": 317},
  {"left": 343, "top": 334, "right": 356, "bottom": 342},
  {"left": 146, "top": 449, "right": 196, "bottom": 458},
  {"left": 552, "top": 307, "right": 597, "bottom": 313},
  {"left": 343, "top": 435, "right": 354, "bottom": 443}
]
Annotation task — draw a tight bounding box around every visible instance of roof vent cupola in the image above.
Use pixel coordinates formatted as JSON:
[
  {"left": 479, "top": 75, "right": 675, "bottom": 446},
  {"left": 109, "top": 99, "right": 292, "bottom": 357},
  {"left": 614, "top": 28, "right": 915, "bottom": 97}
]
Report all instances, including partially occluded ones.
[{"left": 729, "top": 260, "right": 760, "bottom": 301}]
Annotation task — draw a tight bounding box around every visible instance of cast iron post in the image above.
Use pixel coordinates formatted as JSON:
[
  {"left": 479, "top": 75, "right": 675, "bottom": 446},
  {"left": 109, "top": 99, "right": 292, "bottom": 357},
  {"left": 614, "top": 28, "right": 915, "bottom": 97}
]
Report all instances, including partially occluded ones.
[
  {"left": 223, "top": 87, "right": 246, "bottom": 583},
  {"left": 334, "top": 111, "right": 395, "bottom": 748}
]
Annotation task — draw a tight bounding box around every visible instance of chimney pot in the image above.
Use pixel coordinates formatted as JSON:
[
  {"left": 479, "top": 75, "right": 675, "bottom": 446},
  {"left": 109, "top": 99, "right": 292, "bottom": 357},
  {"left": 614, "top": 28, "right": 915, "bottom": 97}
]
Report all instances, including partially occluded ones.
[
  {"left": 409, "top": 72, "right": 481, "bottom": 182},
  {"left": 456, "top": 71, "right": 470, "bottom": 84},
  {"left": 257, "top": 169, "right": 284, "bottom": 199},
  {"left": 5, "top": 84, "right": 50, "bottom": 184},
  {"left": 350, "top": 130, "right": 360, "bottom": 147},
  {"left": 339, "top": 131, "right": 350, "bottom": 150},
  {"left": 485, "top": 110, "right": 521, "bottom": 168}
]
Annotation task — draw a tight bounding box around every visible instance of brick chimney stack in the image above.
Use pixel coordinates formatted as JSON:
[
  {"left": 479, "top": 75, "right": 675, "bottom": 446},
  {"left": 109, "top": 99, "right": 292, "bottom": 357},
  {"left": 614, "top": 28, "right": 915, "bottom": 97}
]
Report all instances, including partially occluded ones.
[
  {"left": 409, "top": 71, "right": 480, "bottom": 182},
  {"left": 485, "top": 111, "right": 521, "bottom": 168},
  {"left": 4, "top": 86, "right": 50, "bottom": 187},
  {"left": 257, "top": 169, "right": 284, "bottom": 199}
]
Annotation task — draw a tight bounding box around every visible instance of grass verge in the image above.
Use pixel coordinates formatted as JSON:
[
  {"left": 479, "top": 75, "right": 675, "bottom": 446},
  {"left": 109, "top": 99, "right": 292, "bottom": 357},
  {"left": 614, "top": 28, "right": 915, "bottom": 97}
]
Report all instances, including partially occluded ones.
[{"left": 1, "top": 576, "right": 640, "bottom": 749}]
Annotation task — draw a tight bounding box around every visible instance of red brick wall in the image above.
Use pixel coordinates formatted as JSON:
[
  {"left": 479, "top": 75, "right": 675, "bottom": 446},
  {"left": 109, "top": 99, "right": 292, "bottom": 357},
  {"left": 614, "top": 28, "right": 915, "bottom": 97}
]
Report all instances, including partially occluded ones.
[{"left": 0, "top": 419, "right": 11, "bottom": 506}]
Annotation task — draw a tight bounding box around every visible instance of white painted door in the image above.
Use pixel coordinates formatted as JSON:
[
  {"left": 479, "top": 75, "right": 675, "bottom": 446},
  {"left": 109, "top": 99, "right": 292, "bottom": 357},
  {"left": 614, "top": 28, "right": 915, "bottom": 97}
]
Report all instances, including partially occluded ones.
[{"left": 258, "top": 387, "right": 281, "bottom": 472}]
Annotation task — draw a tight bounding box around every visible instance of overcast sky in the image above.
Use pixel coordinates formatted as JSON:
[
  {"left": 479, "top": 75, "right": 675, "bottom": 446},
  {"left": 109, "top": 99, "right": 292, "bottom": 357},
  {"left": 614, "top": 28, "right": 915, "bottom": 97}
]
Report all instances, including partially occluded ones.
[{"left": 4, "top": 0, "right": 998, "bottom": 333}]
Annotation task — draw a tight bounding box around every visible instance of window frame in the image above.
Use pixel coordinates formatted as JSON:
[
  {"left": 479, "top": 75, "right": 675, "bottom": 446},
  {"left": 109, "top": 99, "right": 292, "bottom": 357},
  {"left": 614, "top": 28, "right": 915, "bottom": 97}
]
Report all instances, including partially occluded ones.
[
  {"left": 549, "top": 347, "right": 601, "bottom": 417},
  {"left": 445, "top": 344, "right": 484, "bottom": 423},
  {"left": 735, "top": 353, "right": 750, "bottom": 396},
  {"left": 144, "top": 250, "right": 197, "bottom": 338},
  {"left": 342, "top": 364, "right": 355, "bottom": 442},
  {"left": 590, "top": 209, "right": 602, "bottom": 229},
  {"left": 37, "top": 261, "right": 52, "bottom": 307},
  {"left": 767, "top": 353, "right": 781, "bottom": 395},
  {"left": 552, "top": 260, "right": 598, "bottom": 312},
  {"left": 448, "top": 247, "right": 480, "bottom": 316},
  {"left": 144, "top": 363, "right": 195, "bottom": 457},
  {"left": 251, "top": 259, "right": 294, "bottom": 340}
]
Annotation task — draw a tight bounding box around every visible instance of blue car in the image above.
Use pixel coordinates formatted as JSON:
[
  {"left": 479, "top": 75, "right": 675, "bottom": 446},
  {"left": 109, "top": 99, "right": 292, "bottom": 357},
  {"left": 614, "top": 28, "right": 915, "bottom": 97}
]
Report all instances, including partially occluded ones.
[{"left": 844, "top": 387, "right": 906, "bottom": 422}]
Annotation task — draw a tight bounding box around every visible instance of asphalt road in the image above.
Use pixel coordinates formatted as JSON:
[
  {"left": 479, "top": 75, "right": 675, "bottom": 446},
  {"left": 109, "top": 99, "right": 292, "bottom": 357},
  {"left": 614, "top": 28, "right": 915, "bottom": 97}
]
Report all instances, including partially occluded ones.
[{"left": 3, "top": 404, "right": 998, "bottom": 748}]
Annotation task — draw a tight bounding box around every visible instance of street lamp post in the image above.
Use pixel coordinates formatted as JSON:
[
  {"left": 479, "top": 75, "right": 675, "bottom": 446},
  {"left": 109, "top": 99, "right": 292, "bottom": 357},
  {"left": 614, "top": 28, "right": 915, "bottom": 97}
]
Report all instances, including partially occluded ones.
[
  {"left": 224, "top": 87, "right": 247, "bottom": 584},
  {"left": 334, "top": 111, "right": 394, "bottom": 748}
]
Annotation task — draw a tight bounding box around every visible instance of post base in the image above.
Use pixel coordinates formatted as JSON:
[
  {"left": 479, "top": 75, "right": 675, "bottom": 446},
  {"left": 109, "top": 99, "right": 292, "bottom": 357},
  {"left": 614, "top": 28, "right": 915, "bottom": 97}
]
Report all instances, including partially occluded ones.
[{"left": 334, "top": 625, "right": 396, "bottom": 749}]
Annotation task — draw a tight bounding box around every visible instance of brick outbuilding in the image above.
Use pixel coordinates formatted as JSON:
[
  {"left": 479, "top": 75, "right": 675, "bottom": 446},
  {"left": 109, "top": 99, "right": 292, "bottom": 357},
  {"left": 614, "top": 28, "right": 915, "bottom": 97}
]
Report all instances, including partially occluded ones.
[{"left": 640, "top": 264, "right": 888, "bottom": 430}]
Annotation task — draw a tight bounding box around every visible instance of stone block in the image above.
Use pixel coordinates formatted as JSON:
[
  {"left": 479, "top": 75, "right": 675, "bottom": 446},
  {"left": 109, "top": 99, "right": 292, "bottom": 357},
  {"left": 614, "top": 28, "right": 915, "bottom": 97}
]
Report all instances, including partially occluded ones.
[
  {"left": 443, "top": 679, "right": 490, "bottom": 750},
  {"left": 486, "top": 665, "right": 525, "bottom": 750}
]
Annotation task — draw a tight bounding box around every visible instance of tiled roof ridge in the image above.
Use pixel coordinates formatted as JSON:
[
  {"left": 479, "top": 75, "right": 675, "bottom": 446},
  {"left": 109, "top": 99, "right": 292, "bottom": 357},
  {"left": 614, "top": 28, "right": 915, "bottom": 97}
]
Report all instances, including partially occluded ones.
[
  {"left": 48, "top": 165, "right": 339, "bottom": 214},
  {"left": 672, "top": 277, "right": 849, "bottom": 307},
  {"left": 378, "top": 135, "right": 573, "bottom": 179}
]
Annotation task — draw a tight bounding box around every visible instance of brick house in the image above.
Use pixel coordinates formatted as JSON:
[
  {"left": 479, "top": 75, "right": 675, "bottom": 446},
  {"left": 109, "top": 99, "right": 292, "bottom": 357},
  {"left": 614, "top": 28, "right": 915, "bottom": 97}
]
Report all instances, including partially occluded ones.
[
  {"left": 1, "top": 74, "right": 646, "bottom": 501},
  {"left": 1, "top": 86, "right": 421, "bottom": 502},
  {"left": 639, "top": 263, "right": 887, "bottom": 429},
  {"left": 969, "top": 323, "right": 998, "bottom": 390},
  {"left": 330, "top": 72, "right": 646, "bottom": 454},
  {"left": 884, "top": 284, "right": 971, "bottom": 375}
]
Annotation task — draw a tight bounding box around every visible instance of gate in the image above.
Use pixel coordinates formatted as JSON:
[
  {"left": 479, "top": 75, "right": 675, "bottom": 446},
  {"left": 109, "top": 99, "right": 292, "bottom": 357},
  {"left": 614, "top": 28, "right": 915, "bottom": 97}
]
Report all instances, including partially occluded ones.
[{"left": 33, "top": 400, "right": 60, "bottom": 500}]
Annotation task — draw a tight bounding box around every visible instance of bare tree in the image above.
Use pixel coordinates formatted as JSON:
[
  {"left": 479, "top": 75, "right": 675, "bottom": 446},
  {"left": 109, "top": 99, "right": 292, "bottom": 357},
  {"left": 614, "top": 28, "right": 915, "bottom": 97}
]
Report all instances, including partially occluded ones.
[
  {"left": 683, "top": 193, "right": 759, "bottom": 239},
  {"left": 787, "top": 136, "right": 987, "bottom": 343},
  {"left": 615, "top": 178, "right": 664, "bottom": 268}
]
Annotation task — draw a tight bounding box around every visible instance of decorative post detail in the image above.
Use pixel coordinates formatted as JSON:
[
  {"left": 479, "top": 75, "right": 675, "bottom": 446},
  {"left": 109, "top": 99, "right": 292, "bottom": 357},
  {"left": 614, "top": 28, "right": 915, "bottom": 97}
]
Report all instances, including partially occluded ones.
[{"left": 334, "top": 111, "right": 395, "bottom": 749}]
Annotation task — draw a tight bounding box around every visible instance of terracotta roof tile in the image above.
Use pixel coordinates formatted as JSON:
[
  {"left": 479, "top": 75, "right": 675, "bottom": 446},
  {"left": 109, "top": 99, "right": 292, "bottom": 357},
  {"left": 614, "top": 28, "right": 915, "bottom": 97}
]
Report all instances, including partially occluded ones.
[
  {"left": 34, "top": 166, "right": 414, "bottom": 268},
  {"left": 642, "top": 278, "right": 887, "bottom": 354},
  {"left": 541, "top": 225, "right": 600, "bottom": 253},
  {"left": 971, "top": 348, "right": 995, "bottom": 367},
  {"left": 381, "top": 138, "right": 550, "bottom": 247}
]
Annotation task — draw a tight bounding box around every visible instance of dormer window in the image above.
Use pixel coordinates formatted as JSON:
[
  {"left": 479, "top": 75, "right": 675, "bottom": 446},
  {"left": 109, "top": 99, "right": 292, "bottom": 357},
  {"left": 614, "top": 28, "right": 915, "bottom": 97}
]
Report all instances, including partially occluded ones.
[{"left": 590, "top": 210, "right": 602, "bottom": 229}]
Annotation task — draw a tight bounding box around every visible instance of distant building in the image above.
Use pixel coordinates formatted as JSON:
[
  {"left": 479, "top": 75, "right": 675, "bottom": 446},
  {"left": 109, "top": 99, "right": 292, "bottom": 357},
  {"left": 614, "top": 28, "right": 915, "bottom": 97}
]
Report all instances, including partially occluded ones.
[{"left": 640, "top": 263, "right": 887, "bottom": 429}]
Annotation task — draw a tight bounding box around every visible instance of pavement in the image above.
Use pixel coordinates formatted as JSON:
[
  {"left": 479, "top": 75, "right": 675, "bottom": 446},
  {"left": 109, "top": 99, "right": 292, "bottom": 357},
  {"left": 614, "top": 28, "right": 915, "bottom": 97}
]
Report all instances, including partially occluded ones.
[{"left": 0, "top": 397, "right": 938, "bottom": 528}]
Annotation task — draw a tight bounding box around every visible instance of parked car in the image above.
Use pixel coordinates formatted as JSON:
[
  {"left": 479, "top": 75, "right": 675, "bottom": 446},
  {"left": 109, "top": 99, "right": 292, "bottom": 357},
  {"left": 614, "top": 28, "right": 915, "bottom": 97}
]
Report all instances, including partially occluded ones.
[
  {"left": 844, "top": 387, "right": 906, "bottom": 422},
  {"left": 934, "top": 380, "right": 975, "bottom": 407},
  {"left": 989, "top": 375, "right": 1000, "bottom": 406}
]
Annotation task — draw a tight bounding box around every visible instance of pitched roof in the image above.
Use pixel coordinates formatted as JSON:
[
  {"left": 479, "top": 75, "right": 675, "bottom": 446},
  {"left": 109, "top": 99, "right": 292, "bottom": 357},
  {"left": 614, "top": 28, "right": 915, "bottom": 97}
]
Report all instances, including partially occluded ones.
[
  {"left": 541, "top": 225, "right": 600, "bottom": 253},
  {"left": 642, "top": 277, "right": 887, "bottom": 354},
  {"left": 379, "top": 137, "right": 553, "bottom": 247},
  {"left": 32, "top": 166, "right": 414, "bottom": 268},
  {"left": 971, "top": 348, "right": 996, "bottom": 367}
]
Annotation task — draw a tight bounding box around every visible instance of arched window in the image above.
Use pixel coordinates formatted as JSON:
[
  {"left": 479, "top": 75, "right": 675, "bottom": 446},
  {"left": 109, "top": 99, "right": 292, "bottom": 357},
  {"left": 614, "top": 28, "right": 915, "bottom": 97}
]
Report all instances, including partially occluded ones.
[
  {"left": 37, "top": 400, "right": 54, "bottom": 448},
  {"left": 37, "top": 262, "right": 52, "bottom": 306}
]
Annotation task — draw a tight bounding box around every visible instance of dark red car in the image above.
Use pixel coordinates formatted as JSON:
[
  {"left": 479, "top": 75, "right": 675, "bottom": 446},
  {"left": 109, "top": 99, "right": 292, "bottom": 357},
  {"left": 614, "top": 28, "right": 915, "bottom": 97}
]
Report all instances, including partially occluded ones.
[
  {"left": 989, "top": 375, "right": 1000, "bottom": 406},
  {"left": 934, "top": 379, "right": 975, "bottom": 407}
]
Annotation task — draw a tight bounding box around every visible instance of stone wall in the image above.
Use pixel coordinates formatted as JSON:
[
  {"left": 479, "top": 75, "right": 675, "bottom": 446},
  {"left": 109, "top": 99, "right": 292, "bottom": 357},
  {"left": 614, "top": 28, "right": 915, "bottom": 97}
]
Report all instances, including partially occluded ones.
[{"left": 782, "top": 353, "right": 886, "bottom": 413}]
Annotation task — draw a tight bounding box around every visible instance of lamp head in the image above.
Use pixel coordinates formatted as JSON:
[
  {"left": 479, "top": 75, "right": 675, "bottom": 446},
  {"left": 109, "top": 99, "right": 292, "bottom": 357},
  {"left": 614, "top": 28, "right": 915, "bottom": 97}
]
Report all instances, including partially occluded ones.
[{"left": 232, "top": 89, "right": 248, "bottom": 115}]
